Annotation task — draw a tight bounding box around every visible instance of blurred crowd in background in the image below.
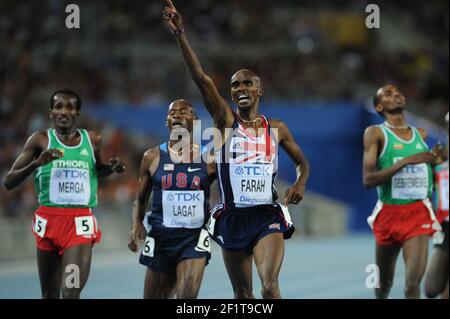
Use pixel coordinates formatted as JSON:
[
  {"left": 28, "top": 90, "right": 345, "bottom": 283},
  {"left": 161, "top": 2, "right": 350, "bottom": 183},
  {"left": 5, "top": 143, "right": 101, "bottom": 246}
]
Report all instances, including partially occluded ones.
[{"left": 1, "top": 0, "right": 448, "bottom": 217}]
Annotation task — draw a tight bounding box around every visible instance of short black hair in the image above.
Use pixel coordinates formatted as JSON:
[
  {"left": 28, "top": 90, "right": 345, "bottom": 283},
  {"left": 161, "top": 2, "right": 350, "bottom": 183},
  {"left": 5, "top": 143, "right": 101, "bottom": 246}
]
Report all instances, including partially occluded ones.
[{"left": 50, "top": 89, "right": 82, "bottom": 110}]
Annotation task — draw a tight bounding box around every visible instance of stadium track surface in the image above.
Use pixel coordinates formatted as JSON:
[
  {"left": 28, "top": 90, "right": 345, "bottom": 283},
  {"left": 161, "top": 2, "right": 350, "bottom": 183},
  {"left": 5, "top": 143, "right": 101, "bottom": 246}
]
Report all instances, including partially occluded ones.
[{"left": 0, "top": 234, "right": 425, "bottom": 299}]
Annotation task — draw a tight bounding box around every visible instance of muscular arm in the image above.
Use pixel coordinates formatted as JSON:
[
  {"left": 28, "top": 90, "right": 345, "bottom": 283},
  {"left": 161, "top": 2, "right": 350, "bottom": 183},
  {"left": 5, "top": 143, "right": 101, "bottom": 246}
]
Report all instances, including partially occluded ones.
[
  {"left": 271, "top": 120, "right": 310, "bottom": 204},
  {"left": 131, "top": 148, "right": 160, "bottom": 227},
  {"left": 275, "top": 120, "right": 310, "bottom": 187},
  {"left": 89, "top": 131, "right": 125, "bottom": 178},
  {"left": 128, "top": 148, "right": 160, "bottom": 252},
  {"left": 163, "top": 0, "right": 234, "bottom": 129},
  {"left": 4, "top": 132, "right": 47, "bottom": 190}
]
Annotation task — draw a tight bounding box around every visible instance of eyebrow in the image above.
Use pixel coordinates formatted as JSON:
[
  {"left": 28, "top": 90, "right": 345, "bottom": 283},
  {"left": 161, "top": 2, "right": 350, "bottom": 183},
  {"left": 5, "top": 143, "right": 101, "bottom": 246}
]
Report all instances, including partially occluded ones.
[
  {"left": 231, "top": 79, "right": 253, "bottom": 85},
  {"left": 169, "top": 106, "right": 191, "bottom": 112}
]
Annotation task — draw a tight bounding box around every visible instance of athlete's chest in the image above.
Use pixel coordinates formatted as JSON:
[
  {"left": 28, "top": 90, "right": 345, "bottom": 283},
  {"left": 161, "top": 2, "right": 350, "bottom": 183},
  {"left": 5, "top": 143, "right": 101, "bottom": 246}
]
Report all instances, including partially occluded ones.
[
  {"left": 155, "top": 163, "right": 207, "bottom": 191},
  {"left": 228, "top": 124, "right": 277, "bottom": 164}
]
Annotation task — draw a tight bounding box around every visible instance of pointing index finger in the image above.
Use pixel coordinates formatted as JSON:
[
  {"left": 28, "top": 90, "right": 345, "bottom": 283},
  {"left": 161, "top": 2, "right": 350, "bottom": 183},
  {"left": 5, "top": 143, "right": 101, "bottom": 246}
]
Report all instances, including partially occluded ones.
[{"left": 164, "top": 0, "right": 175, "bottom": 9}]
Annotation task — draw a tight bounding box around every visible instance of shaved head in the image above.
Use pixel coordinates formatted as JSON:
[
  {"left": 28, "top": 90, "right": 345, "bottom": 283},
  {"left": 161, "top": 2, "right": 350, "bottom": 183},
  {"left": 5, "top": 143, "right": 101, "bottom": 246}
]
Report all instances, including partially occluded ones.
[
  {"left": 373, "top": 84, "right": 398, "bottom": 106},
  {"left": 372, "top": 84, "right": 406, "bottom": 117},
  {"left": 169, "top": 99, "right": 196, "bottom": 116},
  {"left": 231, "top": 69, "right": 262, "bottom": 88}
]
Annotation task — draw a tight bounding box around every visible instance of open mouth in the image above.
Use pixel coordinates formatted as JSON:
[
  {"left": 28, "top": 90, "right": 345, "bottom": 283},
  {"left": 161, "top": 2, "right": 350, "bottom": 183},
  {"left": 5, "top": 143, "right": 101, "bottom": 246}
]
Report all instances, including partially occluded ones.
[
  {"left": 171, "top": 120, "right": 185, "bottom": 128},
  {"left": 237, "top": 93, "right": 251, "bottom": 104}
]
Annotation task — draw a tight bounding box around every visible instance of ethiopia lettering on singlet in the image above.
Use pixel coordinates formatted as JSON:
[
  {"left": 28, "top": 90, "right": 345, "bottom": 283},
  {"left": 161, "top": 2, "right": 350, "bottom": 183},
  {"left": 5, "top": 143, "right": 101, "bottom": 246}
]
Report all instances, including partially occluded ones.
[{"left": 49, "top": 160, "right": 91, "bottom": 205}]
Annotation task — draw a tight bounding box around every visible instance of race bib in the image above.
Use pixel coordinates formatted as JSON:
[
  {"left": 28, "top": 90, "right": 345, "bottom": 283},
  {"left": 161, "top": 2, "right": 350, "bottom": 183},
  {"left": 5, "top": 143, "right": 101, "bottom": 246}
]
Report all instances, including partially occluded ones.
[
  {"left": 391, "top": 159, "right": 429, "bottom": 200},
  {"left": 49, "top": 168, "right": 91, "bottom": 205},
  {"left": 162, "top": 190, "right": 205, "bottom": 229},
  {"left": 34, "top": 215, "right": 48, "bottom": 238},
  {"left": 74, "top": 216, "right": 94, "bottom": 236},
  {"left": 432, "top": 231, "right": 445, "bottom": 245},
  {"left": 438, "top": 172, "right": 449, "bottom": 211},
  {"left": 230, "top": 163, "right": 274, "bottom": 206},
  {"left": 195, "top": 228, "right": 211, "bottom": 253},
  {"left": 142, "top": 236, "right": 155, "bottom": 257}
]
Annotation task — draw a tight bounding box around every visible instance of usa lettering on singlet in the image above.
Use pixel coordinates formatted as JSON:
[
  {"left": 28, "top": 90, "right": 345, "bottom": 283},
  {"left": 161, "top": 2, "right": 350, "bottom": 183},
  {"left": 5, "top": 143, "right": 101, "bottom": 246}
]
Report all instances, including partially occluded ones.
[{"left": 146, "top": 143, "right": 210, "bottom": 230}]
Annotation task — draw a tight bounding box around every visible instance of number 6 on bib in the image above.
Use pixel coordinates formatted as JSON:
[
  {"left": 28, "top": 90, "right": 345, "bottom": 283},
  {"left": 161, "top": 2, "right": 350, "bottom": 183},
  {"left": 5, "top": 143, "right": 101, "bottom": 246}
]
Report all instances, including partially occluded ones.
[
  {"left": 142, "top": 237, "right": 155, "bottom": 257},
  {"left": 195, "top": 228, "right": 211, "bottom": 253}
]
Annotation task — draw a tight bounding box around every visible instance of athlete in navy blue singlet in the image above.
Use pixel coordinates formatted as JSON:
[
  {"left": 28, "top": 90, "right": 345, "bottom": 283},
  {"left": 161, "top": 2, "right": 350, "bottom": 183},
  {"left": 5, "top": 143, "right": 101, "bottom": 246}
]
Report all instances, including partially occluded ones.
[
  {"left": 164, "top": 1, "right": 310, "bottom": 299},
  {"left": 129, "top": 99, "right": 216, "bottom": 299}
]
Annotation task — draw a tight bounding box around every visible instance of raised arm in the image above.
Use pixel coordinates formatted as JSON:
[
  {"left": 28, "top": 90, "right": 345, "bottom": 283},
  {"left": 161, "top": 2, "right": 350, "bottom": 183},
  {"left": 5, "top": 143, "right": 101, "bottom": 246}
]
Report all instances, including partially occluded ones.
[
  {"left": 128, "top": 148, "right": 159, "bottom": 252},
  {"left": 4, "top": 132, "right": 62, "bottom": 190},
  {"left": 362, "top": 126, "right": 436, "bottom": 189},
  {"left": 163, "top": 0, "right": 234, "bottom": 129},
  {"left": 271, "top": 120, "right": 310, "bottom": 205}
]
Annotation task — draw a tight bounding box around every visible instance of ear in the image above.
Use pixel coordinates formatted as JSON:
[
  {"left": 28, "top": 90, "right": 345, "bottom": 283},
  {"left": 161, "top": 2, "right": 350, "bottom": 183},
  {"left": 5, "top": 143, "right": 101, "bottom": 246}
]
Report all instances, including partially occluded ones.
[
  {"left": 375, "top": 103, "right": 383, "bottom": 114},
  {"left": 258, "top": 87, "right": 264, "bottom": 96},
  {"left": 49, "top": 109, "right": 54, "bottom": 119}
]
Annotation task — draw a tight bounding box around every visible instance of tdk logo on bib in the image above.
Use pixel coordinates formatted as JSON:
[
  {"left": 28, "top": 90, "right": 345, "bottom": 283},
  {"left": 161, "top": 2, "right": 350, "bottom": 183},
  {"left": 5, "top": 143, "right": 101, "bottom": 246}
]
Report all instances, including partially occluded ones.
[
  {"left": 162, "top": 190, "right": 205, "bottom": 229},
  {"left": 235, "top": 166, "right": 272, "bottom": 176},
  {"left": 402, "top": 165, "right": 426, "bottom": 174},
  {"left": 54, "top": 169, "right": 88, "bottom": 179},
  {"left": 167, "top": 192, "right": 202, "bottom": 201}
]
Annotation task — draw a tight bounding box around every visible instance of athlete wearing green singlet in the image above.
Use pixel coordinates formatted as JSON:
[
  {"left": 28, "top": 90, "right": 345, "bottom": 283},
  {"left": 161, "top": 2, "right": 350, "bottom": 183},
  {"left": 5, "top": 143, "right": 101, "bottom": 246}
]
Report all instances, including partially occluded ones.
[
  {"left": 375, "top": 124, "right": 433, "bottom": 205},
  {"left": 4, "top": 89, "right": 125, "bottom": 299},
  {"left": 363, "top": 85, "right": 447, "bottom": 299},
  {"left": 34, "top": 128, "right": 98, "bottom": 208}
]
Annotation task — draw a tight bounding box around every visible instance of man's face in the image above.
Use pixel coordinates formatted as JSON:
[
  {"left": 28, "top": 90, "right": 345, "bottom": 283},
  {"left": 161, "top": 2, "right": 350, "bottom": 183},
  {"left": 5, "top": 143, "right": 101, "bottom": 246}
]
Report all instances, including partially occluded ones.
[
  {"left": 49, "top": 94, "right": 80, "bottom": 130},
  {"left": 376, "top": 85, "right": 406, "bottom": 115},
  {"left": 166, "top": 100, "right": 196, "bottom": 133},
  {"left": 231, "top": 70, "right": 263, "bottom": 111}
]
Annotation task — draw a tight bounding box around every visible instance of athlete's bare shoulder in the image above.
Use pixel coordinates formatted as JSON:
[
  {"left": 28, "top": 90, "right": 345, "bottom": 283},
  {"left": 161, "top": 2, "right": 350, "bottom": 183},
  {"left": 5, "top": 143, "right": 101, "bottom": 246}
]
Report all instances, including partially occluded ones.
[
  {"left": 417, "top": 127, "right": 428, "bottom": 140},
  {"left": 143, "top": 146, "right": 160, "bottom": 162},
  {"left": 364, "top": 125, "right": 384, "bottom": 148},
  {"left": 142, "top": 146, "right": 161, "bottom": 177},
  {"left": 267, "top": 118, "right": 285, "bottom": 129},
  {"left": 364, "top": 125, "right": 384, "bottom": 139},
  {"left": 86, "top": 130, "right": 102, "bottom": 150},
  {"left": 267, "top": 118, "right": 291, "bottom": 143},
  {"left": 26, "top": 130, "right": 49, "bottom": 150}
]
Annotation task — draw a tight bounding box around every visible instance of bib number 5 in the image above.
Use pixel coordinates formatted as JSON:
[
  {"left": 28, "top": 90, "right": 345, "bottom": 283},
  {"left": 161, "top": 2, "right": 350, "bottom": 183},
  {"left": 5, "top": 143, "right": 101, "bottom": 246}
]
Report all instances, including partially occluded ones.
[
  {"left": 34, "top": 215, "right": 48, "bottom": 238},
  {"left": 75, "top": 216, "right": 95, "bottom": 236}
]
